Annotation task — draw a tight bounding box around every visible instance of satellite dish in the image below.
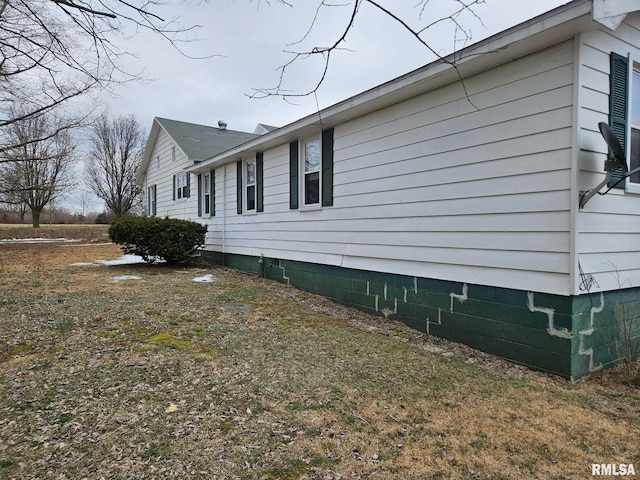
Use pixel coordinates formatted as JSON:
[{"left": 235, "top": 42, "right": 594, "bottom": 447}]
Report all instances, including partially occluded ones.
[
  {"left": 579, "top": 122, "right": 633, "bottom": 208},
  {"left": 598, "top": 122, "right": 628, "bottom": 172}
]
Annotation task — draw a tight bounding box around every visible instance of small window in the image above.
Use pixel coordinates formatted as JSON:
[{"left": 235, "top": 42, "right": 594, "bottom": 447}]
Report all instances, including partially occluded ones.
[
  {"left": 174, "top": 173, "right": 189, "bottom": 200},
  {"left": 203, "top": 174, "right": 211, "bottom": 215},
  {"left": 147, "top": 184, "right": 156, "bottom": 216},
  {"left": 246, "top": 159, "right": 256, "bottom": 211},
  {"left": 289, "top": 128, "right": 333, "bottom": 210},
  {"left": 303, "top": 137, "right": 321, "bottom": 205}
]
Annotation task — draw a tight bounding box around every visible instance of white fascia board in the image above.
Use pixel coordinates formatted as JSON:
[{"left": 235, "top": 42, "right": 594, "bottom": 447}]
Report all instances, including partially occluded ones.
[
  {"left": 189, "top": 0, "right": 594, "bottom": 175},
  {"left": 593, "top": 0, "right": 640, "bottom": 29}
]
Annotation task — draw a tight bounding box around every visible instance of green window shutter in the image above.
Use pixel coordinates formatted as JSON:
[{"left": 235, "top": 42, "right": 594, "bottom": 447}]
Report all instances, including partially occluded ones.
[
  {"left": 197, "top": 174, "right": 202, "bottom": 217},
  {"left": 321, "top": 127, "right": 334, "bottom": 207},
  {"left": 172, "top": 175, "right": 176, "bottom": 201},
  {"left": 289, "top": 140, "right": 299, "bottom": 210},
  {"left": 185, "top": 174, "right": 191, "bottom": 198},
  {"left": 609, "top": 52, "right": 629, "bottom": 189},
  {"left": 236, "top": 160, "right": 243, "bottom": 214},
  {"left": 210, "top": 169, "right": 216, "bottom": 217},
  {"left": 256, "top": 152, "right": 264, "bottom": 212}
]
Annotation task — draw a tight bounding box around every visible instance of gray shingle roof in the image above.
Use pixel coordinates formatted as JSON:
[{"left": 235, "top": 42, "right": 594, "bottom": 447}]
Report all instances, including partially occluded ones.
[{"left": 156, "top": 117, "right": 258, "bottom": 161}]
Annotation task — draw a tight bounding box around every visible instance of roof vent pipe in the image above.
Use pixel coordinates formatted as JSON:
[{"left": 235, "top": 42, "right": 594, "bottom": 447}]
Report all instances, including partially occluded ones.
[{"left": 218, "top": 120, "right": 227, "bottom": 131}]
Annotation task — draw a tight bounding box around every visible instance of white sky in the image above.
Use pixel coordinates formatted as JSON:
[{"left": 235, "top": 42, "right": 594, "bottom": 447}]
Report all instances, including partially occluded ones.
[{"left": 103, "top": 0, "right": 570, "bottom": 135}]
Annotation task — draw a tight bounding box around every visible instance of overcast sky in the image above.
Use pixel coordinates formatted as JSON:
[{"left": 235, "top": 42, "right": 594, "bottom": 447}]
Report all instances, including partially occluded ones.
[
  {"left": 65, "top": 0, "right": 569, "bottom": 212},
  {"left": 102, "top": 0, "right": 569, "bottom": 135}
]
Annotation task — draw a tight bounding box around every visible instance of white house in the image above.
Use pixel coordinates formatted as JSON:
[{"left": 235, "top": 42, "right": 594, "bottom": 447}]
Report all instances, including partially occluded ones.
[
  {"left": 141, "top": 0, "right": 640, "bottom": 379},
  {"left": 139, "top": 117, "right": 258, "bottom": 224}
]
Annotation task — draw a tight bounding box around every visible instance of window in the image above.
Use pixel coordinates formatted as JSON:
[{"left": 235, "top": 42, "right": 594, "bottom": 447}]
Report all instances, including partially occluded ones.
[
  {"left": 630, "top": 66, "right": 640, "bottom": 184},
  {"left": 198, "top": 170, "right": 215, "bottom": 217},
  {"left": 289, "top": 128, "right": 334, "bottom": 209},
  {"left": 236, "top": 154, "right": 263, "bottom": 214},
  {"left": 147, "top": 184, "right": 157, "bottom": 216},
  {"left": 203, "top": 174, "right": 211, "bottom": 215},
  {"left": 173, "top": 173, "right": 190, "bottom": 200},
  {"left": 246, "top": 159, "right": 257, "bottom": 211},
  {"left": 303, "top": 137, "right": 321, "bottom": 205}
]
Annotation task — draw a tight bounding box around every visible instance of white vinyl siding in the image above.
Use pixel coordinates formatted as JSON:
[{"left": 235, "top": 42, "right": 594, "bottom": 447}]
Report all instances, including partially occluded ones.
[
  {"left": 576, "top": 18, "right": 640, "bottom": 293},
  {"left": 143, "top": 128, "right": 198, "bottom": 220},
  {"left": 210, "top": 40, "right": 576, "bottom": 295}
]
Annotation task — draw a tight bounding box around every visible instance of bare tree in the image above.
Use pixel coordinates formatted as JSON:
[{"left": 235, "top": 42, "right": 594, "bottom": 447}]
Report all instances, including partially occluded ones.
[
  {"left": 86, "top": 113, "right": 144, "bottom": 217},
  {"left": 250, "top": 0, "right": 486, "bottom": 102},
  {"left": 0, "top": 0, "right": 203, "bottom": 154},
  {"left": 0, "top": 114, "right": 76, "bottom": 227}
]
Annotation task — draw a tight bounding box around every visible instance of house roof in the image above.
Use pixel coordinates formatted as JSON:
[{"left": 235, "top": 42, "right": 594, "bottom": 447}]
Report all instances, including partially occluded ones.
[
  {"left": 156, "top": 117, "right": 258, "bottom": 161},
  {"left": 138, "top": 117, "right": 258, "bottom": 181},
  {"left": 190, "top": 0, "right": 640, "bottom": 173}
]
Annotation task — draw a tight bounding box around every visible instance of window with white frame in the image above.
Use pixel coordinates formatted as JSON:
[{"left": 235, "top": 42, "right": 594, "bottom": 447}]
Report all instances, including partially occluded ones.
[
  {"left": 203, "top": 173, "right": 211, "bottom": 215},
  {"left": 303, "top": 137, "right": 321, "bottom": 205},
  {"left": 630, "top": 64, "right": 640, "bottom": 185},
  {"left": 174, "top": 173, "right": 189, "bottom": 199},
  {"left": 147, "top": 184, "right": 156, "bottom": 216},
  {"left": 246, "top": 159, "right": 256, "bottom": 211}
]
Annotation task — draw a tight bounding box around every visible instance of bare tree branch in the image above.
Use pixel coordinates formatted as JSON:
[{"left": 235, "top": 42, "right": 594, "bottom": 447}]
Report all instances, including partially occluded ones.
[
  {"left": 0, "top": 0, "right": 210, "bottom": 153},
  {"left": 249, "top": 0, "right": 486, "bottom": 108}
]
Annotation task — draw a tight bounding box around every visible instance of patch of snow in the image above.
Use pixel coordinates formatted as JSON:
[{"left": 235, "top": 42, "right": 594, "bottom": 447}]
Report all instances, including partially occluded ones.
[
  {"left": 192, "top": 274, "right": 213, "bottom": 283},
  {"left": 97, "top": 254, "right": 145, "bottom": 265},
  {"left": 0, "top": 237, "right": 80, "bottom": 244},
  {"left": 111, "top": 275, "right": 142, "bottom": 281},
  {"left": 69, "top": 262, "right": 98, "bottom": 267}
]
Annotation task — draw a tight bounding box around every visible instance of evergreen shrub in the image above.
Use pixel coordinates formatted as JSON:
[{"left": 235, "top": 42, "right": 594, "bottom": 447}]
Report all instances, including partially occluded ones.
[{"left": 108, "top": 216, "right": 207, "bottom": 265}]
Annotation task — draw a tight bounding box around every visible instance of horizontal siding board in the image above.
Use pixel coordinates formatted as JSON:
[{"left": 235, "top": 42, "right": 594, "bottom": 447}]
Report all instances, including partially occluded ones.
[
  {"left": 335, "top": 172, "right": 572, "bottom": 209},
  {"left": 338, "top": 107, "right": 573, "bottom": 166},
  {"left": 339, "top": 69, "right": 573, "bottom": 153},
  {"left": 226, "top": 209, "right": 571, "bottom": 233},
  {"left": 227, "top": 229, "right": 569, "bottom": 253},
  {"left": 339, "top": 41, "right": 574, "bottom": 139},
  {"left": 338, "top": 129, "right": 572, "bottom": 177},
  {"left": 336, "top": 150, "right": 571, "bottom": 189}
]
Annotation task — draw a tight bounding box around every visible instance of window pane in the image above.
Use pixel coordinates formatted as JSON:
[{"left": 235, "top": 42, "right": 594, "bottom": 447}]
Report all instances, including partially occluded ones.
[
  {"left": 204, "top": 194, "right": 210, "bottom": 214},
  {"left": 305, "top": 139, "right": 320, "bottom": 172},
  {"left": 304, "top": 171, "right": 319, "bottom": 204},
  {"left": 204, "top": 174, "right": 210, "bottom": 194},
  {"left": 631, "top": 128, "right": 640, "bottom": 184},
  {"left": 247, "top": 161, "right": 256, "bottom": 184},
  {"left": 633, "top": 71, "right": 640, "bottom": 126},
  {"left": 247, "top": 185, "right": 256, "bottom": 210}
]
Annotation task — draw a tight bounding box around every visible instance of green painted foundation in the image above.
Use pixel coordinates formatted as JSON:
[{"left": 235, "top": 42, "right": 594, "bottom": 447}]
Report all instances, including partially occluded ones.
[{"left": 201, "top": 251, "right": 640, "bottom": 379}]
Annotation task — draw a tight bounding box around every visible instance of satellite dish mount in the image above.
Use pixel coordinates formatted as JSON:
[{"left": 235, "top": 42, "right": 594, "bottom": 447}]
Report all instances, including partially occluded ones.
[{"left": 579, "top": 122, "right": 639, "bottom": 208}]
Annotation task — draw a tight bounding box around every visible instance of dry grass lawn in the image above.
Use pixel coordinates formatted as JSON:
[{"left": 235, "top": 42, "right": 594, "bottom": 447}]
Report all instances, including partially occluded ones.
[{"left": 0, "top": 225, "right": 639, "bottom": 479}]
